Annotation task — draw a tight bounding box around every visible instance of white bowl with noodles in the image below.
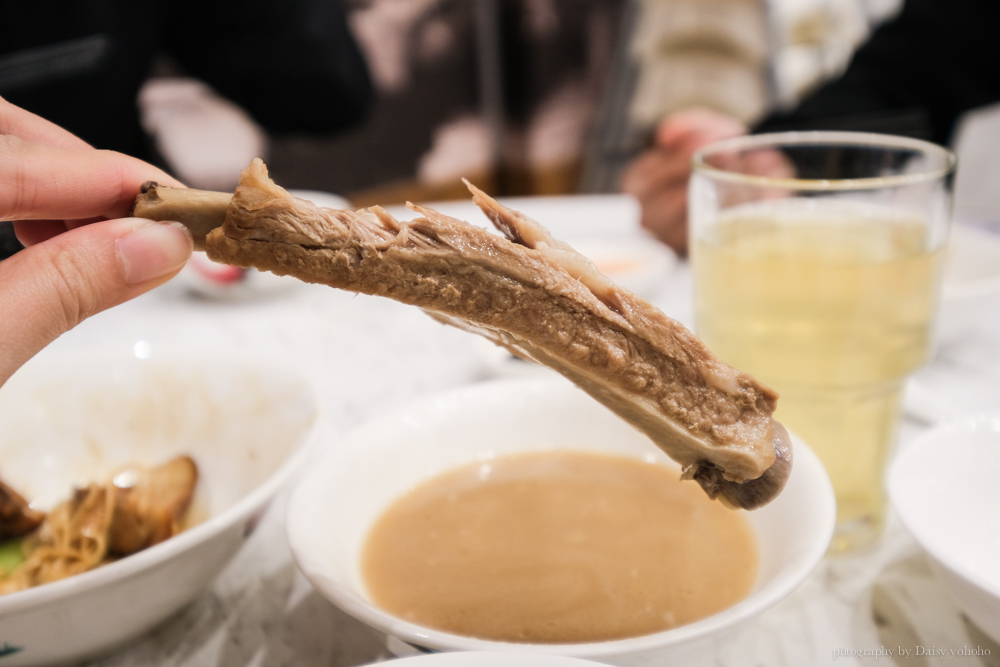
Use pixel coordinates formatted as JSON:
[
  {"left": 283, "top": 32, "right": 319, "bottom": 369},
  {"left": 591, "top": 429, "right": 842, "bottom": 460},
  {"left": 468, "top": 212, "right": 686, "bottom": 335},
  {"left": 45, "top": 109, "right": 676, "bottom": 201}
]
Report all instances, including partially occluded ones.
[
  {"left": 287, "top": 377, "right": 834, "bottom": 667},
  {"left": 0, "top": 343, "right": 320, "bottom": 666}
]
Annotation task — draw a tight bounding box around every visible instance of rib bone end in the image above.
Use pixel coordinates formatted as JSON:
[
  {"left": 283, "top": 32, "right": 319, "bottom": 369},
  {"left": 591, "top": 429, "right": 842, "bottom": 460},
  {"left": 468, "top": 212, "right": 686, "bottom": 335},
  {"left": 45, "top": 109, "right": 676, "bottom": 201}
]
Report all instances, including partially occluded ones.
[{"left": 687, "top": 421, "right": 794, "bottom": 510}]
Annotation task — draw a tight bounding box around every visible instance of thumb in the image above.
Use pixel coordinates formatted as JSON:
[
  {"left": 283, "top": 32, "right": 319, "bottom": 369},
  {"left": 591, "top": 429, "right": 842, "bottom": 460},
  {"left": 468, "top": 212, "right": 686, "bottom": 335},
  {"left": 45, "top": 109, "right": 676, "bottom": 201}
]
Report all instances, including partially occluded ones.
[{"left": 0, "top": 218, "right": 192, "bottom": 385}]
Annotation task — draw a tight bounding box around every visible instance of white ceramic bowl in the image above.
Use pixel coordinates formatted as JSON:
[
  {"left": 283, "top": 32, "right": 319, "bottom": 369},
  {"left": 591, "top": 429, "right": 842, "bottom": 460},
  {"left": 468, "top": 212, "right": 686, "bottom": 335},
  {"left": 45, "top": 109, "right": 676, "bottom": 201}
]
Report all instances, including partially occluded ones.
[
  {"left": 0, "top": 344, "right": 319, "bottom": 665},
  {"left": 888, "top": 414, "right": 1000, "bottom": 643},
  {"left": 288, "top": 378, "right": 835, "bottom": 667},
  {"left": 369, "top": 652, "right": 611, "bottom": 667}
]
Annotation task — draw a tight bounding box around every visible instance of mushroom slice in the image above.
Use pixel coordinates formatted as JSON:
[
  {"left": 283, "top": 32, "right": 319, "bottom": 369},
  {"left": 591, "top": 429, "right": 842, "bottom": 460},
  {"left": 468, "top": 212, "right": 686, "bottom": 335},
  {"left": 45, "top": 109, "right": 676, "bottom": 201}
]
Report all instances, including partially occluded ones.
[
  {"left": 108, "top": 456, "right": 198, "bottom": 555},
  {"left": 0, "top": 478, "right": 45, "bottom": 541}
]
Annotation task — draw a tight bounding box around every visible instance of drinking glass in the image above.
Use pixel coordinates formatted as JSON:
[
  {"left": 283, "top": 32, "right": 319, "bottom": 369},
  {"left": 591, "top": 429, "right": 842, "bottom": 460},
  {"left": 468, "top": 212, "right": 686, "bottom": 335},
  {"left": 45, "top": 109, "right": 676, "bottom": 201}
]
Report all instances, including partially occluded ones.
[{"left": 689, "top": 132, "right": 955, "bottom": 552}]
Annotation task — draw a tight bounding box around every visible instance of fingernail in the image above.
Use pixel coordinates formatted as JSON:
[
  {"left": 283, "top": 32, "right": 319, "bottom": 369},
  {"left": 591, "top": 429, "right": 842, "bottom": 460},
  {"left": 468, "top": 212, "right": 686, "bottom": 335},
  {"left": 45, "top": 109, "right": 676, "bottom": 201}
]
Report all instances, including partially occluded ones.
[{"left": 116, "top": 220, "right": 193, "bottom": 285}]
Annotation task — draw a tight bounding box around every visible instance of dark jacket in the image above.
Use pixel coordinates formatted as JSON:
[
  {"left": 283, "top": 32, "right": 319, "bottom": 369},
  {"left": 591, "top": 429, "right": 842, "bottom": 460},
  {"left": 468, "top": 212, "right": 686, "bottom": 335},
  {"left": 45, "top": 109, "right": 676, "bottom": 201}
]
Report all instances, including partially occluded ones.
[
  {"left": 0, "top": 0, "right": 373, "bottom": 158},
  {"left": 756, "top": 0, "right": 998, "bottom": 146}
]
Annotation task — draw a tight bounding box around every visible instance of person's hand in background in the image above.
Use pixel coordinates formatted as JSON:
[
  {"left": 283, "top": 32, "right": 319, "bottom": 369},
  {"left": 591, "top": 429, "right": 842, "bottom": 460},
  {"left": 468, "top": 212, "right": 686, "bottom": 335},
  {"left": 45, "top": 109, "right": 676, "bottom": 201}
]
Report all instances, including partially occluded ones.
[
  {"left": 0, "top": 97, "right": 192, "bottom": 386},
  {"left": 621, "top": 108, "right": 746, "bottom": 253}
]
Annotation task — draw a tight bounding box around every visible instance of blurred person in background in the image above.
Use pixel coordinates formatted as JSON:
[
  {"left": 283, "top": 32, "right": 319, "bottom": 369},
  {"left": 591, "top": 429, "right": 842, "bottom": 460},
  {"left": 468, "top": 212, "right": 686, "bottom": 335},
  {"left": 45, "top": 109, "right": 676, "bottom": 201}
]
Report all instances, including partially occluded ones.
[
  {"left": 622, "top": 0, "right": 999, "bottom": 252},
  {"left": 0, "top": 0, "right": 372, "bottom": 259}
]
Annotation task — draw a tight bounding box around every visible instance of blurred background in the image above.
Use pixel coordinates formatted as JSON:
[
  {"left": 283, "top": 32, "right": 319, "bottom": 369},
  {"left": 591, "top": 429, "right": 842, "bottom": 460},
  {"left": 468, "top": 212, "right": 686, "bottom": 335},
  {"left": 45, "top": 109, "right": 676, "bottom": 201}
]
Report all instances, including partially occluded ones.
[{"left": 3, "top": 0, "right": 997, "bottom": 222}]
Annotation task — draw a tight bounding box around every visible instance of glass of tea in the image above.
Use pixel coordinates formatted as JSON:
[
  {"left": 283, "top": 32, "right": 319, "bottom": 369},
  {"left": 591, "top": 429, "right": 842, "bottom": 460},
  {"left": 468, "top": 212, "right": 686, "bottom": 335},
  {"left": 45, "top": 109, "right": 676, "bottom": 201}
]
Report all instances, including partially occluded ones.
[{"left": 689, "top": 132, "right": 955, "bottom": 553}]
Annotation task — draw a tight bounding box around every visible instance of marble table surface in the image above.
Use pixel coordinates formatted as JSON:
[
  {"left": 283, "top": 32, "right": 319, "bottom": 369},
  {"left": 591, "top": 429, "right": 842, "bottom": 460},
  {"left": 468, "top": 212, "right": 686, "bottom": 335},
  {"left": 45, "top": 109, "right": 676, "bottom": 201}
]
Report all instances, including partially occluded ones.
[{"left": 18, "top": 203, "right": 1000, "bottom": 667}]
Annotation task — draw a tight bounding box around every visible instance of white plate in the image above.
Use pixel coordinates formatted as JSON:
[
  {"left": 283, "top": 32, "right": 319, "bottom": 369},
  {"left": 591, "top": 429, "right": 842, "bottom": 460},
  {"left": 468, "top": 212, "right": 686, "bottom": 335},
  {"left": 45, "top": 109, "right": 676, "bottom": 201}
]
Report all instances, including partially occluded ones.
[
  {"left": 388, "top": 194, "right": 677, "bottom": 300},
  {"left": 888, "top": 414, "right": 1000, "bottom": 642},
  {"left": 385, "top": 194, "right": 642, "bottom": 239}
]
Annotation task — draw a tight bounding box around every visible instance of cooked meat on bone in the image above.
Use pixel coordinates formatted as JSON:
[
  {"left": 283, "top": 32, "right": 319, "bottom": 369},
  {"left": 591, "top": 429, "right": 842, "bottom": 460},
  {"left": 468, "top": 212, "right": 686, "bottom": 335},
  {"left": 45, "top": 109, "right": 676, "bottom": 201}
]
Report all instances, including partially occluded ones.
[
  {"left": 133, "top": 159, "right": 792, "bottom": 509},
  {"left": 1, "top": 479, "right": 46, "bottom": 540}
]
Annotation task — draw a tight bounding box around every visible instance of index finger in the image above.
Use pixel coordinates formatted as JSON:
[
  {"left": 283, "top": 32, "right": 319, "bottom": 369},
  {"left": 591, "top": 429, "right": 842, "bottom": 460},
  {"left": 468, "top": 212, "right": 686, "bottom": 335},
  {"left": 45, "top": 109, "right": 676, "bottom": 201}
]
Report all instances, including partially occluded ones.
[{"left": 0, "top": 134, "right": 184, "bottom": 222}]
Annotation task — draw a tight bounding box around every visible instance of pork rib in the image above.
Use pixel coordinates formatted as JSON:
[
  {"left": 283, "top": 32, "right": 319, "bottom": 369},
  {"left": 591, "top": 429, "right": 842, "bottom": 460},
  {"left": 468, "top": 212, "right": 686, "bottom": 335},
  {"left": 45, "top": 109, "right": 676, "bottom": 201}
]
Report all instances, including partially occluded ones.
[{"left": 133, "top": 159, "right": 792, "bottom": 509}]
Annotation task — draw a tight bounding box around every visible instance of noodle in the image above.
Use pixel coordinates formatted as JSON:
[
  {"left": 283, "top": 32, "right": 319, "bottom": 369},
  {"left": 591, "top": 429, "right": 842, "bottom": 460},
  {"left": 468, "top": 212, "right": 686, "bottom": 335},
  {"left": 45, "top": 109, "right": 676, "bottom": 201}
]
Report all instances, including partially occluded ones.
[{"left": 0, "top": 483, "right": 115, "bottom": 594}]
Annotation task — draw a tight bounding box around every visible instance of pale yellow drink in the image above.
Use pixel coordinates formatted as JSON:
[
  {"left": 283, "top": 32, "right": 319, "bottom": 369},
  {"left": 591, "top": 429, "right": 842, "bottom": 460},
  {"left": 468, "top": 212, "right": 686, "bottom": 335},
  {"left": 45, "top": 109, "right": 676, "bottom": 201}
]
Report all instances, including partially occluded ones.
[{"left": 693, "top": 201, "right": 943, "bottom": 552}]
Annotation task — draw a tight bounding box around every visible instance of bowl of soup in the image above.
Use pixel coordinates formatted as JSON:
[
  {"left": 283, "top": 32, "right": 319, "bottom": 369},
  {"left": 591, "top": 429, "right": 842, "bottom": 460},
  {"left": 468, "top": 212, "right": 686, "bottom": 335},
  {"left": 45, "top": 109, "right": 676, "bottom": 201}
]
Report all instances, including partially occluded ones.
[{"left": 287, "top": 377, "right": 834, "bottom": 665}]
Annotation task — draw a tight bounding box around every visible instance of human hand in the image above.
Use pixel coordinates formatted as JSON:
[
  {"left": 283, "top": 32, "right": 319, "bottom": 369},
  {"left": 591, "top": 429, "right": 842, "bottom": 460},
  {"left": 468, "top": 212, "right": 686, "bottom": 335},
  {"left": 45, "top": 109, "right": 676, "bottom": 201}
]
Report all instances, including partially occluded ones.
[
  {"left": 620, "top": 108, "right": 746, "bottom": 252},
  {"left": 0, "top": 97, "right": 192, "bottom": 386}
]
